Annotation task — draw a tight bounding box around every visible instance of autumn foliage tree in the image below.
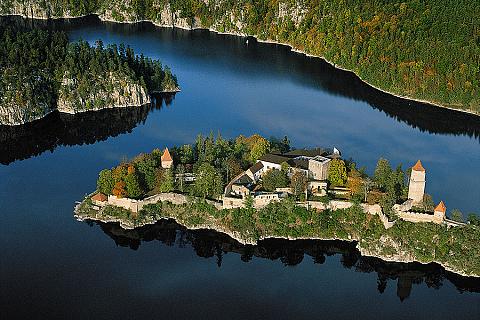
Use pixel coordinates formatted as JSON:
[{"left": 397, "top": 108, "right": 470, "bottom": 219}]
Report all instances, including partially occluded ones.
[
  {"left": 112, "top": 181, "right": 127, "bottom": 198},
  {"left": 262, "top": 169, "right": 288, "bottom": 192},
  {"left": 97, "top": 169, "right": 114, "bottom": 195},
  {"left": 328, "top": 159, "right": 347, "bottom": 187}
]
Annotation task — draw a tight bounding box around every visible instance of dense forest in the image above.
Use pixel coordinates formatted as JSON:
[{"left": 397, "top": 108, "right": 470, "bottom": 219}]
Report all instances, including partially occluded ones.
[
  {"left": 2, "top": 0, "right": 478, "bottom": 114},
  {"left": 0, "top": 25, "right": 178, "bottom": 124}
]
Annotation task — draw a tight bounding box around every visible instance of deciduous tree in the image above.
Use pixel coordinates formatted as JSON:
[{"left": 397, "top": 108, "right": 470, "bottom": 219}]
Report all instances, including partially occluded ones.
[
  {"left": 262, "top": 169, "right": 288, "bottom": 192},
  {"left": 291, "top": 171, "right": 307, "bottom": 197},
  {"left": 193, "top": 163, "right": 223, "bottom": 198},
  {"left": 97, "top": 169, "right": 114, "bottom": 195},
  {"left": 328, "top": 159, "right": 347, "bottom": 187}
]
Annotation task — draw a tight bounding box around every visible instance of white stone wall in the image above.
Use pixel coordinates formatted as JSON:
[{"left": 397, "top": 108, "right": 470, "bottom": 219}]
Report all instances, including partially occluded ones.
[
  {"left": 108, "top": 192, "right": 222, "bottom": 213},
  {"left": 254, "top": 193, "right": 281, "bottom": 208},
  {"left": 222, "top": 196, "right": 245, "bottom": 209},
  {"left": 308, "top": 181, "right": 327, "bottom": 195},
  {"left": 398, "top": 211, "right": 443, "bottom": 224},
  {"left": 108, "top": 195, "right": 140, "bottom": 212},
  {"left": 161, "top": 160, "right": 173, "bottom": 169}
]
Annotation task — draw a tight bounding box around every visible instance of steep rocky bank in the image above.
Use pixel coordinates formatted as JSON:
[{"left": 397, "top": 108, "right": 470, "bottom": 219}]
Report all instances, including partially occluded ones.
[
  {"left": 57, "top": 72, "right": 151, "bottom": 115},
  {"left": 1, "top": 74, "right": 151, "bottom": 125},
  {"left": 74, "top": 197, "right": 480, "bottom": 278}
]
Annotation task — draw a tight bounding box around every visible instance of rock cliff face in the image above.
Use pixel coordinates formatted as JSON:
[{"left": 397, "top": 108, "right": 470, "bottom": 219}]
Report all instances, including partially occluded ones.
[
  {"left": 0, "top": 76, "right": 55, "bottom": 125},
  {"left": 0, "top": 72, "right": 151, "bottom": 125},
  {"left": 0, "top": 96, "right": 52, "bottom": 125},
  {"left": 57, "top": 72, "right": 150, "bottom": 114}
]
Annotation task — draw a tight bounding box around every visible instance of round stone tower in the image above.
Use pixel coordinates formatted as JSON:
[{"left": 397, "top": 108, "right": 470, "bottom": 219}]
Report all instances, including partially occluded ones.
[{"left": 408, "top": 160, "right": 426, "bottom": 204}]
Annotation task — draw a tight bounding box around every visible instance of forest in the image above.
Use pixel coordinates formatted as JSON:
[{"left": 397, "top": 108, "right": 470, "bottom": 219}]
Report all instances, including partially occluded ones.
[
  {"left": 0, "top": 24, "right": 178, "bottom": 124},
  {"left": 2, "top": 0, "right": 478, "bottom": 114}
]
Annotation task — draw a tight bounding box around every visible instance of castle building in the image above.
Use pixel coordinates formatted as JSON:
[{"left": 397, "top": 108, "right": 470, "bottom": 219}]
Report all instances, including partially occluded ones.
[
  {"left": 433, "top": 201, "right": 447, "bottom": 221},
  {"left": 408, "top": 160, "right": 426, "bottom": 204},
  {"left": 161, "top": 148, "right": 173, "bottom": 169}
]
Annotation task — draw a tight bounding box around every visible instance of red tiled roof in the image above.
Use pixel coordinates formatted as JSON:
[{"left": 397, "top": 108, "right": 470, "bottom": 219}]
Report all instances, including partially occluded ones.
[
  {"left": 92, "top": 193, "right": 107, "bottom": 202},
  {"left": 434, "top": 201, "right": 446, "bottom": 213},
  {"left": 161, "top": 148, "right": 172, "bottom": 162},
  {"left": 412, "top": 160, "right": 425, "bottom": 172}
]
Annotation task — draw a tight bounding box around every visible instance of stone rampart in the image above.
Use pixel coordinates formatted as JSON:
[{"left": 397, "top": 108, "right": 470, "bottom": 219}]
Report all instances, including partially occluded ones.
[
  {"left": 222, "top": 196, "right": 245, "bottom": 209},
  {"left": 107, "top": 193, "right": 394, "bottom": 229},
  {"left": 108, "top": 193, "right": 222, "bottom": 213},
  {"left": 397, "top": 211, "right": 443, "bottom": 224},
  {"left": 307, "top": 200, "right": 393, "bottom": 229}
]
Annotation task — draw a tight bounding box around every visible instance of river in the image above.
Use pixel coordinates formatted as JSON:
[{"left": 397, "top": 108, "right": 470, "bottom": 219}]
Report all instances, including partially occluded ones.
[{"left": 0, "top": 16, "right": 479, "bottom": 319}]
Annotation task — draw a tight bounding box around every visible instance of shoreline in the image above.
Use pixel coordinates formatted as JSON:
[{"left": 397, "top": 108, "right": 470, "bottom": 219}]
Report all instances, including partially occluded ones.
[
  {"left": 4, "top": 13, "right": 478, "bottom": 118},
  {"left": 1, "top": 89, "right": 179, "bottom": 127},
  {"left": 74, "top": 197, "right": 479, "bottom": 279}
]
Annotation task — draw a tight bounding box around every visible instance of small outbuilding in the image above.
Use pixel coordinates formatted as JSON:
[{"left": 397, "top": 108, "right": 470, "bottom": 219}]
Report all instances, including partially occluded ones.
[{"left": 91, "top": 193, "right": 108, "bottom": 206}]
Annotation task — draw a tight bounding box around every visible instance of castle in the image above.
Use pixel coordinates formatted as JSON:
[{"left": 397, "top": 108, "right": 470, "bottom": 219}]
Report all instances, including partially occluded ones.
[
  {"left": 394, "top": 160, "right": 448, "bottom": 225},
  {"left": 161, "top": 148, "right": 173, "bottom": 169},
  {"left": 408, "top": 160, "right": 426, "bottom": 204}
]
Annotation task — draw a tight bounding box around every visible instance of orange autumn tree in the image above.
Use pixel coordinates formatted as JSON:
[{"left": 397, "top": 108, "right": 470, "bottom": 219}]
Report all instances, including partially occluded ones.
[{"left": 112, "top": 181, "right": 127, "bottom": 198}]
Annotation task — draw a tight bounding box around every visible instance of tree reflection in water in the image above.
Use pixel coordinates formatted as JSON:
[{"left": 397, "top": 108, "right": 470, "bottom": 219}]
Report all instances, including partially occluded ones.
[
  {"left": 0, "top": 94, "right": 175, "bottom": 165},
  {"left": 90, "top": 219, "right": 480, "bottom": 301}
]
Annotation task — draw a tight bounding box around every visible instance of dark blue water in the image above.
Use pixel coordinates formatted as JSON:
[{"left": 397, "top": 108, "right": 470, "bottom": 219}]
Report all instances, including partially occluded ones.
[{"left": 1, "top": 17, "right": 479, "bottom": 319}]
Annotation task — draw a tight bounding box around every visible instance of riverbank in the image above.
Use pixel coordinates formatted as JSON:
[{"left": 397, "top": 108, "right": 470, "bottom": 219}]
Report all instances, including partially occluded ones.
[
  {"left": 74, "top": 193, "right": 480, "bottom": 278},
  {"left": 3, "top": 12, "right": 478, "bottom": 118}
]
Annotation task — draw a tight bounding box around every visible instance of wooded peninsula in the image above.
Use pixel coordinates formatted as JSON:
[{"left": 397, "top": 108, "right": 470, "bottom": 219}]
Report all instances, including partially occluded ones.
[
  {"left": 2, "top": 0, "right": 478, "bottom": 115},
  {"left": 0, "top": 25, "right": 178, "bottom": 125},
  {"left": 75, "top": 133, "right": 480, "bottom": 278}
]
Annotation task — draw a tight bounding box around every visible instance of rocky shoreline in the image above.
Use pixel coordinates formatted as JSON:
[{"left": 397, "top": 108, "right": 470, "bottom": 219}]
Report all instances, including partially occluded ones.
[
  {"left": 1, "top": 88, "right": 180, "bottom": 126},
  {"left": 2, "top": 12, "right": 477, "bottom": 118},
  {"left": 73, "top": 198, "right": 480, "bottom": 279}
]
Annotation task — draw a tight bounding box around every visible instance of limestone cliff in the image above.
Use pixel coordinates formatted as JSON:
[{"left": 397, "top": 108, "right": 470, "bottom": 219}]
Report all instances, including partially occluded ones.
[
  {"left": 0, "top": 93, "right": 53, "bottom": 125},
  {"left": 0, "top": 72, "right": 151, "bottom": 125},
  {"left": 0, "top": 73, "right": 55, "bottom": 125},
  {"left": 57, "top": 72, "right": 150, "bottom": 114}
]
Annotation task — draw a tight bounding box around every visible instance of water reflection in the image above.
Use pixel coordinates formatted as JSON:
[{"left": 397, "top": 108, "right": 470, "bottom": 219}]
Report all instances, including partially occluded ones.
[
  {"left": 0, "top": 94, "right": 174, "bottom": 165},
  {"left": 93, "top": 219, "right": 480, "bottom": 301}
]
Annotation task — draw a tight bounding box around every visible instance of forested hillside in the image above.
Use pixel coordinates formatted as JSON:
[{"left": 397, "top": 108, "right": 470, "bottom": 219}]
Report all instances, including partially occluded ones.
[
  {"left": 0, "top": 25, "right": 178, "bottom": 125},
  {"left": 2, "top": 0, "right": 478, "bottom": 114}
]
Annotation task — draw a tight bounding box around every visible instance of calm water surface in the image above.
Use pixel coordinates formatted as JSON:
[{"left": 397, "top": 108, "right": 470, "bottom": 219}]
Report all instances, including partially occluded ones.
[{"left": 1, "top": 17, "right": 479, "bottom": 319}]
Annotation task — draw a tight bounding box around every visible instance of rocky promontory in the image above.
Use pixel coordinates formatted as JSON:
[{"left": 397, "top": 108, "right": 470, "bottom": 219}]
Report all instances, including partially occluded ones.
[{"left": 0, "top": 23, "right": 179, "bottom": 126}]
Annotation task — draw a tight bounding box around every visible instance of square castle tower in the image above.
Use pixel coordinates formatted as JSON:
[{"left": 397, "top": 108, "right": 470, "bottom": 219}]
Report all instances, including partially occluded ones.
[{"left": 408, "top": 160, "right": 426, "bottom": 204}]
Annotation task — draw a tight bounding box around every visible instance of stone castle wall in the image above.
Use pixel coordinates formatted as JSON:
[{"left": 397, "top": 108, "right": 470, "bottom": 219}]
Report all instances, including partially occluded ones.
[
  {"left": 108, "top": 193, "right": 222, "bottom": 213},
  {"left": 107, "top": 193, "right": 394, "bottom": 229},
  {"left": 397, "top": 211, "right": 444, "bottom": 224}
]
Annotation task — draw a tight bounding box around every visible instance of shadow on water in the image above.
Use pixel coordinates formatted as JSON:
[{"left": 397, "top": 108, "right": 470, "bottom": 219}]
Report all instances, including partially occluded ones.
[
  {"left": 92, "top": 219, "right": 480, "bottom": 302},
  {"left": 0, "top": 94, "right": 175, "bottom": 165}
]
